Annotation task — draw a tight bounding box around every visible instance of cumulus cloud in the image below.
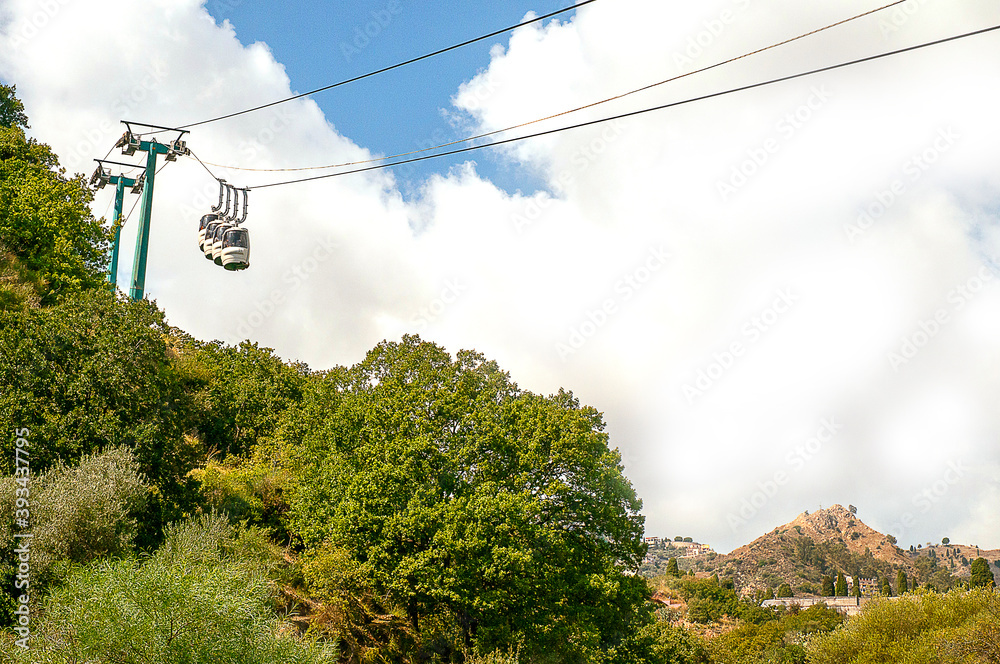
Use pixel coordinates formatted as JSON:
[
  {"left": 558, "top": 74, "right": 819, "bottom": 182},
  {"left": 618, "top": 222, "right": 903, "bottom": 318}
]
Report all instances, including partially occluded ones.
[{"left": 2, "top": 0, "right": 998, "bottom": 552}]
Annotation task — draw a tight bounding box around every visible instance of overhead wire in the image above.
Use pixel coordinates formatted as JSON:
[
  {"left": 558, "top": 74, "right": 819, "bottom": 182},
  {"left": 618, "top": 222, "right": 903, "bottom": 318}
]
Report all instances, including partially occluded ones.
[
  {"left": 245, "top": 23, "right": 1000, "bottom": 190},
  {"left": 169, "top": 0, "right": 598, "bottom": 132},
  {"left": 195, "top": 0, "right": 910, "bottom": 175}
]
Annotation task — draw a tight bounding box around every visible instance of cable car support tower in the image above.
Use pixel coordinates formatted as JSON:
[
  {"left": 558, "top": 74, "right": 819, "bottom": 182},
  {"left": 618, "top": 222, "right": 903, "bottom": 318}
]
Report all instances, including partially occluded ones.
[{"left": 115, "top": 121, "right": 189, "bottom": 301}]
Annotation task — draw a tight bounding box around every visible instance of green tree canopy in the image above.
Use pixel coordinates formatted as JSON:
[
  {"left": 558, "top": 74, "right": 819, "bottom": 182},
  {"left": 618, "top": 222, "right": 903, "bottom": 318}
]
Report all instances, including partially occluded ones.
[
  {"left": 971, "top": 558, "right": 995, "bottom": 589},
  {"left": 836, "top": 572, "right": 848, "bottom": 597},
  {"left": 665, "top": 557, "right": 680, "bottom": 577},
  {"left": 0, "top": 84, "right": 28, "bottom": 129},
  {"left": 822, "top": 575, "right": 835, "bottom": 597},
  {"left": 284, "top": 336, "right": 649, "bottom": 662},
  {"left": 776, "top": 583, "right": 793, "bottom": 598},
  {"left": 897, "top": 570, "right": 909, "bottom": 594},
  {"left": 0, "top": 86, "right": 108, "bottom": 307}
]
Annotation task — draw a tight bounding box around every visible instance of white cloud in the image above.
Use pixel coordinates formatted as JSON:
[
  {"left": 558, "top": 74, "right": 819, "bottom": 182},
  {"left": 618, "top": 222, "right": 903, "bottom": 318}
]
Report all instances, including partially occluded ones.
[{"left": 2, "top": 0, "right": 998, "bottom": 553}]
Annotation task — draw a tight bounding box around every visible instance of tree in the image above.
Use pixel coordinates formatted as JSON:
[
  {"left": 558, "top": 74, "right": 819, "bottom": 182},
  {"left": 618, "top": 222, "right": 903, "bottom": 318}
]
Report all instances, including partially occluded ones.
[
  {"left": 880, "top": 576, "right": 892, "bottom": 596},
  {"left": 0, "top": 87, "right": 109, "bottom": 307},
  {"left": 971, "top": 558, "right": 996, "bottom": 589},
  {"left": 665, "top": 557, "right": 680, "bottom": 577},
  {"left": 0, "top": 85, "right": 28, "bottom": 129},
  {"left": 285, "top": 337, "right": 650, "bottom": 661},
  {"left": 897, "top": 570, "right": 908, "bottom": 594},
  {"left": 674, "top": 535, "right": 683, "bottom": 542},
  {"left": 822, "top": 575, "right": 835, "bottom": 597},
  {"left": 835, "top": 572, "right": 848, "bottom": 597},
  {"left": 852, "top": 578, "right": 862, "bottom": 598},
  {"left": 942, "top": 537, "right": 950, "bottom": 545},
  {"left": 849, "top": 504, "right": 857, "bottom": 515},
  {"left": 777, "top": 583, "right": 793, "bottom": 598}
]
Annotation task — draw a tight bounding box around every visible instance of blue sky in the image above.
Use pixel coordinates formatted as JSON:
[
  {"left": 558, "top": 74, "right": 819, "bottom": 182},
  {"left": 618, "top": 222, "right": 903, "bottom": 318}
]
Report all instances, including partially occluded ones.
[
  {"left": 2, "top": 0, "right": 1000, "bottom": 553},
  {"left": 203, "top": 0, "right": 576, "bottom": 194}
]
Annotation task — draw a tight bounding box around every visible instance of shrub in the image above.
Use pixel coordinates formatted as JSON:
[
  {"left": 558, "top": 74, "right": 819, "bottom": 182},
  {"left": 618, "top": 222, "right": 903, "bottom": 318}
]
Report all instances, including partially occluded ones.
[
  {"left": 0, "top": 514, "right": 334, "bottom": 663},
  {"left": 0, "top": 446, "right": 145, "bottom": 597}
]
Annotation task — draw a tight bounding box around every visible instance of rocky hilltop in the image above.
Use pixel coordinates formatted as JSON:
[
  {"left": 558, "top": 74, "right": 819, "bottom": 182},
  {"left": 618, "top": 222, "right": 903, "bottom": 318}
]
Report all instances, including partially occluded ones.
[{"left": 646, "top": 505, "right": 1000, "bottom": 597}]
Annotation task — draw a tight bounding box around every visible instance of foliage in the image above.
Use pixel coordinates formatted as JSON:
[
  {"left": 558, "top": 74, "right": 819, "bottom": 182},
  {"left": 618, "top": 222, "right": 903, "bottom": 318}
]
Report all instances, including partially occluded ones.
[
  {"left": 189, "top": 437, "right": 296, "bottom": 537},
  {"left": 185, "top": 340, "right": 310, "bottom": 458},
  {"left": 0, "top": 447, "right": 145, "bottom": 581},
  {"left": 0, "top": 85, "right": 29, "bottom": 129},
  {"left": 835, "top": 572, "right": 848, "bottom": 597},
  {"left": 896, "top": 570, "right": 908, "bottom": 594},
  {"left": 970, "top": 557, "right": 995, "bottom": 589},
  {"left": 821, "top": 575, "right": 834, "bottom": 597},
  {"left": 285, "top": 336, "right": 649, "bottom": 662},
  {"left": 810, "top": 587, "right": 1000, "bottom": 664},
  {"left": 0, "top": 513, "right": 335, "bottom": 663},
  {"left": 707, "top": 604, "right": 843, "bottom": 664},
  {"left": 777, "top": 583, "right": 793, "bottom": 598},
  {"left": 638, "top": 620, "right": 709, "bottom": 664},
  {"left": 665, "top": 557, "right": 680, "bottom": 577},
  {"left": 0, "top": 87, "right": 109, "bottom": 307}
]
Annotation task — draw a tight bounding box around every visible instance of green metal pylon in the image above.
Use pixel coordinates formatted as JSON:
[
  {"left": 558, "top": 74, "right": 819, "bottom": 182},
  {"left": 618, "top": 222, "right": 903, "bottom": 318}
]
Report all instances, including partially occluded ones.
[
  {"left": 106, "top": 174, "right": 139, "bottom": 288},
  {"left": 91, "top": 160, "right": 141, "bottom": 290},
  {"left": 128, "top": 147, "right": 160, "bottom": 301},
  {"left": 118, "top": 123, "right": 189, "bottom": 301}
]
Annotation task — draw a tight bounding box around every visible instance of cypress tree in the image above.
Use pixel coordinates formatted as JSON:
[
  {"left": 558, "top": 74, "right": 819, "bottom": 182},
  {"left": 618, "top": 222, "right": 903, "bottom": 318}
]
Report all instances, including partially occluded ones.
[
  {"left": 897, "top": 570, "right": 908, "bottom": 594},
  {"left": 971, "top": 558, "right": 996, "bottom": 589},
  {"left": 822, "top": 575, "right": 835, "bottom": 596},
  {"left": 665, "top": 557, "right": 679, "bottom": 577},
  {"left": 835, "top": 572, "right": 848, "bottom": 596}
]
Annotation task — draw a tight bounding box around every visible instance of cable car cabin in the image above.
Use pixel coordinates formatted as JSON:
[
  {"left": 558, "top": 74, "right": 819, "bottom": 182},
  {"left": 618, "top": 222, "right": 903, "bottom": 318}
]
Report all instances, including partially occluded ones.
[
  {"left": 221, "top": 227, "right": 250, "bottom": 271},
  {"left": 198, "top": 214, "right": 218, "bottom": 252},
  {"left": 212, "top": 223, "right": 233, "bottom": 266},
  {"left": 203, "top": 220, "right": 223, "bottom": 259}
]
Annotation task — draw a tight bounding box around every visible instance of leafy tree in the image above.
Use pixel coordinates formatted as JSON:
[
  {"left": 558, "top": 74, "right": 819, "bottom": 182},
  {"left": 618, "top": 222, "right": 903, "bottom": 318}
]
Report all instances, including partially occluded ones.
[
  {"left": 836, "top": 572, "right": 848, "bottom": 597},
  {"left": 675, "top": 536, "right": 683, "bottom": 542},
  {"left": 0, "top": 87, "right": 109, "bottom": 307},
  {"left": 186, "top": 340, "right": 310, "bottom": 458},
  {"left": 0, "top": 291, "right": 208, "bottom": 545},
  {"left": 971, "top": 558, "right": 996, "bottom": 589},
  {"left": 0, "top": 85, "right": 29, "bottom": 129},
  {"left": 683, "top": 537, "right": 693, "bottom": 542},
  {"left": 822, "top": 575, "right": 835, "bottom": 597},
  {"left": 897, "top": 570, "right": 909, "bottom": 594},
  {"left": 285, "top": 337, "right": 649, "bottom": 662},
  {"left": 709, "top": 604, "right": 843, "bottom": 664},
  {"left": 848, "top": 504, "right": 857, "bottom": 515},
  {"left": 881, "top": 576, "right": 893, "bottom": 596},
  {"left": 942, "top": 537, "right": 950, "bottom": 545},
  {"left": 853, "top": 578, "right": 862, "bottom": 598},
  {"left": 776, "top": 583, "right": 793, "bottom": 598},
  {"left": 666, "top": 557, "right": 680, "bottom": 577}
]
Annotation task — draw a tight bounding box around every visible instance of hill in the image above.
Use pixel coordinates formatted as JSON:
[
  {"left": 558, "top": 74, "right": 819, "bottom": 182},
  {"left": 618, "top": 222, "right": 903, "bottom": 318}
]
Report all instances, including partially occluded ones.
[{"left": 647, "top": 505, "right": 1000, "bottom": 597}]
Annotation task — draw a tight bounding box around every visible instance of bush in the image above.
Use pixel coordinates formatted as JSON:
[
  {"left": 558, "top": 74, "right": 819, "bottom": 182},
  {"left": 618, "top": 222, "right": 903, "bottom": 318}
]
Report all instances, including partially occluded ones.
[
  {"left": 0, "top": 446, "right": 145, "bottom": 601},
  {"left": 0, "top": 513, "right": 334, "bottom": 663},
  {"left": 809, "top": 587, "right": 1000, "bottom": 664}
]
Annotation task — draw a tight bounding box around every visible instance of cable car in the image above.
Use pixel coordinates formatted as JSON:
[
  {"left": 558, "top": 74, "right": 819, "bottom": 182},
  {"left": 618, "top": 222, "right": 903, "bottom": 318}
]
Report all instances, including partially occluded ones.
[
  {"left": 203, "top": 220, "right": 223, "bottom": 259},
  {"left": 221, "top": 226, "right": 250, "bottom": 271},
  {"left": 212, "top": 222, "right": 233, "bottom": 266},
  {"left": 198, "top": 213, "right": 218, "bottom": 252}
]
